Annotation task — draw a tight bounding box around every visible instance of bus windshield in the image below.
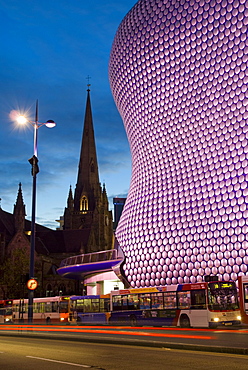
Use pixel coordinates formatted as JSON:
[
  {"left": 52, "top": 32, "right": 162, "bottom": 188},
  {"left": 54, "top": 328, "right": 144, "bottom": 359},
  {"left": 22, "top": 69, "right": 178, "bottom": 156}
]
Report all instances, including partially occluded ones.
[
  {"left": 4, "top": 308, "right": 12, "bottom": 316},
  {"left": 208, "top": 282, "right": 239, "bottom": 311}
]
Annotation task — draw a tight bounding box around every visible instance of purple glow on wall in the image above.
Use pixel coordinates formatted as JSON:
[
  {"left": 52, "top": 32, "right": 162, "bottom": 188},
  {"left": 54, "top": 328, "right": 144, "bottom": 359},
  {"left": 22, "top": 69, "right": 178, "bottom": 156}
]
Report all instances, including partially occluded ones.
[{"left": 109, "top": 0, "right": 248, "bottom": 288}]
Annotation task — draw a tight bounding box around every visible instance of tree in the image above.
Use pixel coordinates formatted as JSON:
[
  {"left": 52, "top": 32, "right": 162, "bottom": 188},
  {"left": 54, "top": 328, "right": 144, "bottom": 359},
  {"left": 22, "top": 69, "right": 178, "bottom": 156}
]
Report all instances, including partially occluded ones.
[{"left": 1, "top": 247, "right": 29, "bottom": 299}]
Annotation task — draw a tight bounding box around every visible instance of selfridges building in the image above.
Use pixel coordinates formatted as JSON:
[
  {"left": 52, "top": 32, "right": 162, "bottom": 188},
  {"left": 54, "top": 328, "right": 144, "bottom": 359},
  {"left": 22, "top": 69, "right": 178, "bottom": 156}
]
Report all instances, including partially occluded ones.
[{"left": 109, "top": 0, "right": 248, "bottom": 287}]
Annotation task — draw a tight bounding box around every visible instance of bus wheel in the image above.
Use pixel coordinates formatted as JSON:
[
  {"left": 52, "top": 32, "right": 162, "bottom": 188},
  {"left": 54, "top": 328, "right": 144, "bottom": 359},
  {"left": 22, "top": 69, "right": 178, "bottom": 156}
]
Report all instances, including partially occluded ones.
[
  {"left": 180, "top": 314, "right": 190, "bottom": 328},
  {"left": 130, "top": 315, "right": 137, "bottom": 327},
  {"left": 46, "top": 317, "right": 51, "bottom": 324}
]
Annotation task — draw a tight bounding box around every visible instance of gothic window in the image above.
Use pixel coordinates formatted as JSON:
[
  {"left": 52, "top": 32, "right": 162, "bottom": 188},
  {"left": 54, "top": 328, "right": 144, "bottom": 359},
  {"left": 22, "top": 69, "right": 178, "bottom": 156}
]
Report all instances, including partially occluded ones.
[
  {"left": 46, "top": 284, "right": 53, "bottom": 297},
  {"left": 58, "top": 284, "right": 66, "bottom": 296},
  {"left": 80, "top": 195, "right": 88, "bottom": 213}
]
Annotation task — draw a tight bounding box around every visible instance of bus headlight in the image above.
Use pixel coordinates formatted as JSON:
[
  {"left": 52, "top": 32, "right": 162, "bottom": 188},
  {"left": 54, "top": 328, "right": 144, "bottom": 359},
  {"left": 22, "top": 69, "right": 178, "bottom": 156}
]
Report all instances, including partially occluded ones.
[
  {"left": 214, "top": 317, "right": 219, "bottom": 322},
  {"left": 60, "top": 317, "right": 65, "bottom": 321},
  {"left": 237, "top": 315, "right": 241, "bottom": 321}
]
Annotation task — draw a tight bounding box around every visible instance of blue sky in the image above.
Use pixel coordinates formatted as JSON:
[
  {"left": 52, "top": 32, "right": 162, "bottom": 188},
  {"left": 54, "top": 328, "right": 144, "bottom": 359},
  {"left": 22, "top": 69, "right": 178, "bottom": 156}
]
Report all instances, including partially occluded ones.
[{"left": 0, "top": 0, "right": 136, "bottom": 229}]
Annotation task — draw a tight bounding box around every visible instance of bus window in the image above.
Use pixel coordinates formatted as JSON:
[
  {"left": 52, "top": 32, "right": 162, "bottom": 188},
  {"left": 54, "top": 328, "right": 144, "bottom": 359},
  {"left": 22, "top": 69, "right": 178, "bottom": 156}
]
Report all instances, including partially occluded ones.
[
  {"left": 99, "top": 299, "right": 104, "bottom": 312},
  {"left": 121, "top": 295, "right": 128, "bottom": 310},
  {"left": 191, "top": 290, "right": 206, "bottom": 309},
  {"left": 19, "top": 302, "right": 27, "bottom": 314},
  {"left": 128, "top": 294, "right": 139, "bottom": 310},
  {"left": 177, "top": 291, "right": 191, "bottom": 309},
  {"left": 83, "top": 299, "right": 92, "bottom": 312},
  {"left": 112, "top": 295, "right": 122, "bottom": 311},
  {"left": 45, "top": 302, "right": 52, "bottom": 313},
  {"left": 104, "top": 298, "right": 110, "bottom": 312},
  {"left": 164, "top": 292, "right": 177, "bottom": 309},
  {"left": 91, "top": 299, "right": 100, "bottom": 312},
  {"left": 70, "top": 300, "right": 76, "bottom": 312},
  {"left": 40, "top": 302, "right": 45, "bottom": 313},
  {"left": 99, "top": 298, "right": 110, "bottom": 312},
  {"left": 44, "top": 301, "right": 58, "bottom": 313},
  {"left": 52, "top": 302, "right": 58, "bottom": 313},
  {"left": 151, "top": 293, "right": 163, "bottom": 309},
  {"left": 5, "top": 308, "right": 12, "bottom": 316},
  {"left": 76, "top": 299, "right": 85, "bottom": 312},
  {"left": 139, "top": 294, "right": 151, "bottom": 309},
  {"left": 33, "top": 302, "right": 38, "bottom": 313}
]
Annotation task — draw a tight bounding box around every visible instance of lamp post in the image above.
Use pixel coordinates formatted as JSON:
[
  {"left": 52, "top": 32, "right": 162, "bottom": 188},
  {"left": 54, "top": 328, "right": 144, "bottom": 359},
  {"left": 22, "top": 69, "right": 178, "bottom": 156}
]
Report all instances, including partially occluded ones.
[{"left": 16, "top": 100, "right": 56, "bottom": 322}]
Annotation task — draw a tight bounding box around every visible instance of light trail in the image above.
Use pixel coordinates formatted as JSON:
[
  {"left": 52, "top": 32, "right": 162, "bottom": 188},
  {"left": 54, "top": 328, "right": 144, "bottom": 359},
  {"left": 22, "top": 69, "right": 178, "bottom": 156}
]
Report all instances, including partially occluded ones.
[{"left": 0, "top": 325, "right": 215, "bottom": 340}]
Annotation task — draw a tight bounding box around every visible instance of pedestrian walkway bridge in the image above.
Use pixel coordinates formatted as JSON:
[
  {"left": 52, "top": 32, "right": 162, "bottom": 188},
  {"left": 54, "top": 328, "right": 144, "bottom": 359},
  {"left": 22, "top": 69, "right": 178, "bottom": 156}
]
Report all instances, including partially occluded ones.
[{"left": 57, "top": 248, "right": 124, "bottom": 280}]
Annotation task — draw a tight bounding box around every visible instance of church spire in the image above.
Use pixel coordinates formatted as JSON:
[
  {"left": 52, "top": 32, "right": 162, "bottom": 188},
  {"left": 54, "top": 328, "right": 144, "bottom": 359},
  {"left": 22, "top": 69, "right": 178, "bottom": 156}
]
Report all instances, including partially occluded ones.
[
  {"left": 13, "top": 183, "right": 26, "bottom": 232},
  {"left": 67, "top": 185, "right": 74, "bottom": 210},
  {"left": 74, "top": 88, "right": 100, "bottom": 211},
  {"left": 61, "top": 85, "right": 113, "bottom": 252}
]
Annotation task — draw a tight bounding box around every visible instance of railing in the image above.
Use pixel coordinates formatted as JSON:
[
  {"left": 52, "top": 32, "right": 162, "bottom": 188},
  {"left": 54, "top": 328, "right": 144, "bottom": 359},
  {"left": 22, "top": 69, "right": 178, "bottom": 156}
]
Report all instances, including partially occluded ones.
[{"left": 60, "top": 249, "right": 118, "bottom": 267}]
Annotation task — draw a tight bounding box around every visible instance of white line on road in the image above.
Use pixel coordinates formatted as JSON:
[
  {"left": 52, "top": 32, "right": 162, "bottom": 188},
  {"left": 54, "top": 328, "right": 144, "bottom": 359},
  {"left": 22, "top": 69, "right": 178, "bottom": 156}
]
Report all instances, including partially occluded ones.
[{"left": 26, "top": 356, "right": 91, "bottom": 367}]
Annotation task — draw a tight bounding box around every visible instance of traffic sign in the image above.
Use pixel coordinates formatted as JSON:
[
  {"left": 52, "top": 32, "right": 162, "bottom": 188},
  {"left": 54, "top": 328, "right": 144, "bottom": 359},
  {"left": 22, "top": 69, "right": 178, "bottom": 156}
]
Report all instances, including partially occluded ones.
[{"left": 26, "top": 279, "right": 38, "bottom": 290}]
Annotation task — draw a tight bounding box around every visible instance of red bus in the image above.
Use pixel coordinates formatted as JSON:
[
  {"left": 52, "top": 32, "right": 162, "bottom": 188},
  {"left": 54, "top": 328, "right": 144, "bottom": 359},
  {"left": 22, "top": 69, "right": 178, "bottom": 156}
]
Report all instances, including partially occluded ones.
[
  {"left": 109, "top": 281, "right": 241, "bottom": 328},
  {"left": 12, "top": 296, "right": 70, "bottom": 323},
  {"left": 238, "top": 275, "right": 248, "bottom": 325}
]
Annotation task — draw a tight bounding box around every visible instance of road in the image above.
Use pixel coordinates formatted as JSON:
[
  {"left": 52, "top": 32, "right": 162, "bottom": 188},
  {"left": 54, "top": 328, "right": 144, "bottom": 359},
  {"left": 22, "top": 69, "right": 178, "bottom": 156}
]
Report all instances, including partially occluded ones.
[
  {"left": 0, "top": 324, "right": 248, "bottom": 354},
  {"left": 0, "top": 336, "right": 248, "bottom": 370}
]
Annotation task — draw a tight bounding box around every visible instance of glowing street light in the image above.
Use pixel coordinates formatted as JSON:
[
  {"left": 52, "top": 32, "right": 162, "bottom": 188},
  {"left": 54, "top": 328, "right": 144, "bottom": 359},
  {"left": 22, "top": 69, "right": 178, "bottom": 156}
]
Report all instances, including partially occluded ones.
[
  {"left": 16, "top": 115, "right": 28, "bottom": 125},
  {"left": 14, "top": 100, "right": 56, "bottom": 322}
]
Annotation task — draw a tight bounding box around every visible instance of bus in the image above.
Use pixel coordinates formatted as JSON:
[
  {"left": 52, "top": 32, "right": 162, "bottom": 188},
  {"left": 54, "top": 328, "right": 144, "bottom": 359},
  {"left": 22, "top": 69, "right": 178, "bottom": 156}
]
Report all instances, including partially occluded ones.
[
  {"left": 12, "top": 296, "right": 70, "bottom": 324},
  {"left": 109, "top": 281, "right": 241, "bottom": 328},
  {"left": 0, "top": 300, "right": 13, "bottom": 323},
  {"left": 69, "top": 294, "right": 110, "bottom": 324},
  {"left": 238, "top": 275, "right": 248, "bottom": 325}
]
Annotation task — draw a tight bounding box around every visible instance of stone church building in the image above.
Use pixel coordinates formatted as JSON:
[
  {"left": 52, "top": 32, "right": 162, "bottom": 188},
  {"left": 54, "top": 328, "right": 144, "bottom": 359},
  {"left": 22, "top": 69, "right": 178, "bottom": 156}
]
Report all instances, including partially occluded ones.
[{"left": 0, "top": 89, "right": 113, "bottom": 299}]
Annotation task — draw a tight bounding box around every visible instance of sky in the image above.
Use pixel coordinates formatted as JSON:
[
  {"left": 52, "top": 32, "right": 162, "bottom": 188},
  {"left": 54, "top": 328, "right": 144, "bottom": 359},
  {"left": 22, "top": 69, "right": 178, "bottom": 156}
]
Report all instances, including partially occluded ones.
[{"left": 0, "top": 0, "right": 137, "bottom": 229}]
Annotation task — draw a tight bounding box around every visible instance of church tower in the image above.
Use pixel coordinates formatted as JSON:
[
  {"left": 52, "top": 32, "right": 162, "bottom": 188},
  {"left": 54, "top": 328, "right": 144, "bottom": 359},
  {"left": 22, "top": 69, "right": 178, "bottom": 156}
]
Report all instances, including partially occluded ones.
[{"left": 63, "top": 87, "right": 113, "bottom": 253}]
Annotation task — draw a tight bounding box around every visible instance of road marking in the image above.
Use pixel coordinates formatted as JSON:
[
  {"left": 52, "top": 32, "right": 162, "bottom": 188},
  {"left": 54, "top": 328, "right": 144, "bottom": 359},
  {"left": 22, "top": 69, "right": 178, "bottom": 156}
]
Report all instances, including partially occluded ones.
[{"left": 26, "top": 356, "right": 91, "bottom": 367}]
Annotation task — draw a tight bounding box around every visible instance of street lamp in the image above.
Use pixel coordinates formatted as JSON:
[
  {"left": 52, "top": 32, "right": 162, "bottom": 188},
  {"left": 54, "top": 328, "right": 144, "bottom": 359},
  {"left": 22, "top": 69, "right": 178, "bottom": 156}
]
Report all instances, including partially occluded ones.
[{"left": 15, "top": 100, "right": 56, "bottom": 322}]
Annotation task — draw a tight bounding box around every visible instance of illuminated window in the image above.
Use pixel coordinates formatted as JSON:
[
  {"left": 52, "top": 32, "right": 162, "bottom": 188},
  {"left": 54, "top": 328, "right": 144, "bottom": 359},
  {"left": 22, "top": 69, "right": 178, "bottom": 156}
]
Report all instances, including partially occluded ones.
[{"left": 80, "top": 195, "right": 88, "bottom": 212}]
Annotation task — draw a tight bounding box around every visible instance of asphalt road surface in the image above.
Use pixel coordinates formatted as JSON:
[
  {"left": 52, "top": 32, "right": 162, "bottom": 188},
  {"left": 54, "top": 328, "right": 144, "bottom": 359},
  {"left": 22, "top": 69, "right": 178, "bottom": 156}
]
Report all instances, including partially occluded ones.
[
  {"left": 0, "top": 324, "right": 248, "bottom": 354},
  {"left": 0, "top": 336, "right": 248, "bottom": 370}
]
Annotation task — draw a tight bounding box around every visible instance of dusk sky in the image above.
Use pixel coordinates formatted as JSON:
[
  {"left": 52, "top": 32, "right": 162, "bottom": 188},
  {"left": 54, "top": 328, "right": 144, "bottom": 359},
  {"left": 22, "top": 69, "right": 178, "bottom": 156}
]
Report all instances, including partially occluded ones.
[{"left": 0, "top": 0, "right": 136, "bottom": 229}]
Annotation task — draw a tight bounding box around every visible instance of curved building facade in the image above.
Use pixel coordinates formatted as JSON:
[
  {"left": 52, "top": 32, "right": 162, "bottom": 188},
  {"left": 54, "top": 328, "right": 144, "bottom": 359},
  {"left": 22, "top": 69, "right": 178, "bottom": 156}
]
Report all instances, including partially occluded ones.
[{"left": 109, "top": 0, "right": 248, "bottom": 287}]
